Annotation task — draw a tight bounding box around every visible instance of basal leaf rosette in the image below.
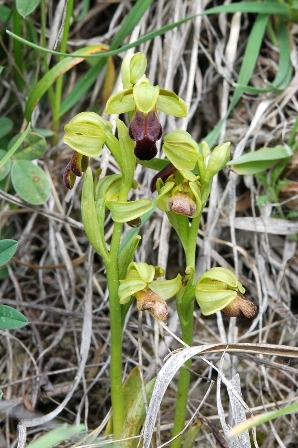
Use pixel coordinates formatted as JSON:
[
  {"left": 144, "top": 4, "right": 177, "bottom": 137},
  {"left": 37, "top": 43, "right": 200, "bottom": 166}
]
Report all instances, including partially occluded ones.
[
  {"left": 119, "top": 262, "right": 182, "bottom": 320},
  {"left": 195, "top": 267, "right": 257, "bottom": 318}
]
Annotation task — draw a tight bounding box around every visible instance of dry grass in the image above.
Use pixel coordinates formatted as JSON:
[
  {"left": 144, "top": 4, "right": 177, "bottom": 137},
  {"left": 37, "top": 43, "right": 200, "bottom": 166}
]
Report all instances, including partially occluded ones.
[{"left": 1, "top": 0, "right": 298, "bottom": 446}]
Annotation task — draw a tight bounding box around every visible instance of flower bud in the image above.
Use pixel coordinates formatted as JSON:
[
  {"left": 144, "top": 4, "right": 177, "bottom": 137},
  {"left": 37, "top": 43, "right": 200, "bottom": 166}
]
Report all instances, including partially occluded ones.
[
  {"left": 136, "top": 289, "right": 168, "bottom": 320},
  {"left": 205, "top": 142, "right": 230, "bottom": 180}
]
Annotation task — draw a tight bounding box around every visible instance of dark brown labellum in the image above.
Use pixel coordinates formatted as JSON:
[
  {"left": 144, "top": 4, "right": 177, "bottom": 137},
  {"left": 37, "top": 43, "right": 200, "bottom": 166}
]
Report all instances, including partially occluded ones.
[
  {"left": 150, "top": 163, "right": 177, "bottom": 193},
  {"left": 129, "top": 109, "right": 162, "bottom": 160}
]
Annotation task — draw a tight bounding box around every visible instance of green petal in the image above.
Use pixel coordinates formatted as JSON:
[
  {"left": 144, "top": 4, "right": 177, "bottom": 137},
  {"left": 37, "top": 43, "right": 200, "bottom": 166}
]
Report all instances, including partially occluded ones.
[
  {"left": 105, "top": 89, "right": 135, "bottom": 114},
  {"left": 150, "top": 274, "right": 182, "bottom": 300},
  {"left": 156, "top": 89, "right": 187, "bottom": 117},
  {"left": 133, "top": 262, "right": 157, "bottom": 283}
]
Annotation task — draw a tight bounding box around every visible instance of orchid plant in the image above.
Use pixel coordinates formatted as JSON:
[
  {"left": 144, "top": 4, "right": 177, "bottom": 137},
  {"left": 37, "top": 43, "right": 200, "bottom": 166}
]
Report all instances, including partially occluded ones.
[{"left": 63, "top": 52, "right": 257, "bottom": 446}]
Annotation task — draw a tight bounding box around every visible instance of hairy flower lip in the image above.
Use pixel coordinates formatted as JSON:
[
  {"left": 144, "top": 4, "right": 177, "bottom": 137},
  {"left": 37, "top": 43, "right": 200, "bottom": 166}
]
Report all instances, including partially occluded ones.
[
  {"left": 129, "top": 109, "right": 162, "bottom": 160},
  {"left": 136, "top": 289, "right": 168, "bottom": 320},
  {"left": 168, "top": 193, "right": 196, "bottom": 216}
]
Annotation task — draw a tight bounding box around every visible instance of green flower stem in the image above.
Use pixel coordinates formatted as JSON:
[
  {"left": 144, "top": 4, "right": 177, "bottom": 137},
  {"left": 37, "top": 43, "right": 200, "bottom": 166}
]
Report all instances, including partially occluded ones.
[
  {"left": 170, "top": 214, "right": 201, "bottom": 448},
  {"left": 52, "top": 0, "right": 74, "bottom": 143},
  {"left": 105, "top": 180, "right": 134, "bottom": 438}
]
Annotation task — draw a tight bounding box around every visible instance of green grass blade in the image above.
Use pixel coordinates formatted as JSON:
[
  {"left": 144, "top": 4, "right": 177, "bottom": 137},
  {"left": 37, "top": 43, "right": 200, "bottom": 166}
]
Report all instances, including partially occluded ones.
[
  {"left": 230, "top": 401, "right": 298, "bottom": 437},
  {"left": 206, "top": 13, "right": 269, "bottom": 147},
  {"left": 202, "top": 1, "right": 289, "bottom": 16},
  {"left": 24, "top": 45, "right": 108, "bottom": 120}
]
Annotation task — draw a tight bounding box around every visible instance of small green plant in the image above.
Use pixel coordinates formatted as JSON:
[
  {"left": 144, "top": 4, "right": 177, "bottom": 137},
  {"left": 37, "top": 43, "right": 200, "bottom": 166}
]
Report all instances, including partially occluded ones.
[
  {"left": 62, "top": 52, "right": 257, "bottom": 446},
  {"left": 0, "top": 122, "right": 51, "bottom": 205}
]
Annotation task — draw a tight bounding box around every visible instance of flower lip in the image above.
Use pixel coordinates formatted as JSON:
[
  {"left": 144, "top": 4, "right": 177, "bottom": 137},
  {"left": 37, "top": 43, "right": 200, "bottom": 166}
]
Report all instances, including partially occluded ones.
[
  {"left": 129, "top": 109, "right": 162, "bottom": 160},
  {"left": 150, "top": 163, "right": 177, "bottom": 193}
]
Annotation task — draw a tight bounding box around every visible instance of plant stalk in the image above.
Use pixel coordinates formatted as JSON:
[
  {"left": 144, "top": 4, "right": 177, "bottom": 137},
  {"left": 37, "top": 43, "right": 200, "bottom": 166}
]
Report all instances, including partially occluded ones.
[{"left": 170, "top": 214, "right": 200, "bottom": 448}]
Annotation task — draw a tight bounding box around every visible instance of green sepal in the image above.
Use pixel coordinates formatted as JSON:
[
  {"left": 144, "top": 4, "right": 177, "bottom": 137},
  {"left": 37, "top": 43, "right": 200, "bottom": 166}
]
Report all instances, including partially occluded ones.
[
  {"left": 188, "top": 181, "right": 202, "bottom": 218},
  {"left": 121, "top": 53, "right": 135, "bottom": 89},
  {"left": 197, "top": 141, "right": 211, "bottom": 182},
  {"left": 150, "top": 274, "right": 182, "bottom": 301},
  {"left": 95, "top": 174, "right": 122, "bottom": 201},
  {"left": 131, "top": 261, "right": 162, "bottom": 283},
  {"left": 106, "top": 198, "right": 153, "bottom": 223},
  {"left": 129, "top": 52, "right": 147, "bottom": 85},
  {"left": 205, "top": 142, "right": 230, "bottom": 180},
  {"left": 162, "top": 131, "right": 199, "bottom": 170},
  {"left": 116, "top": 119, "right": 136, "bottom": 186},
  {"left": 156, "top": 89, "right": 187, "bottom": 117},
  {"left": 63, "top": 112, "right": 108, "bottom": 158},
  {"left": 121, "top": 52, "right": 147, "bottom": 89},
  {"left": 81, "top": 167, "right": 109, "bottom": 261},
  {"left": 133, "top": 81, "right": 159, "bottom": 113},
  {"left": 195, "top": 289, "right": 238, "bottom": 316},
  {"left": 105, "top": 88, "right": 134, "bottom": 114},
  {"left": 197, "top": 267, "right": 245, "bottom": 293}
]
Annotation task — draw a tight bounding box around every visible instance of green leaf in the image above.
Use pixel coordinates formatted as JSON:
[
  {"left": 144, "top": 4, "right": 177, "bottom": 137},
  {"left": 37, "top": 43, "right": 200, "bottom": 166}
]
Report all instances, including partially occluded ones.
[
  {"left": 11, "top": 160, "right": 51, "bottom": 205},
  {"left": 0, "top": 149, "right": 11, "bottom": 181},
  {"left": 0, "top": 239, "right": 18, "bottom": 266},
  {"left": 24, "top": 45, "right": 109, "bottom": 120},
  {"left": 16, "top": 0, "right": 40, "bottom": 18},
  {"left": 0, "top": 123, "right": 31, "bottom": 170},
  {"left": 9, "top": 132, "right": 47, "bottom": 160},
  {"left": 228, "top": 146, "right": 292, "bottom": 175},
  {"left": 120, "top": 378, "right": 156, "bottom": 447},
  {"left": 0, "top": 117, "right": 13, "bottom": 139},
  {"left": 26, "top": 424, "right": 85, "bottom": 448},
  {"left": 230, "top": 401, "right": 298, "bottom": 437},
  {"left": 206, "top": 13, "right": 269, "bottom": 147},
  {"left": 0, "top": 305, "right": 28, "bottom": 329}
]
